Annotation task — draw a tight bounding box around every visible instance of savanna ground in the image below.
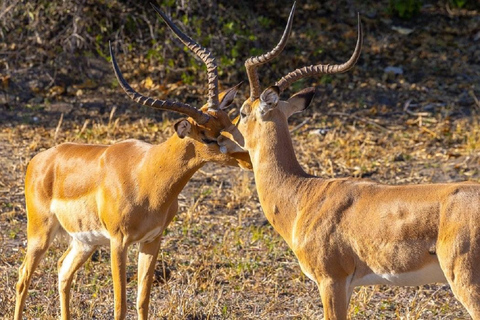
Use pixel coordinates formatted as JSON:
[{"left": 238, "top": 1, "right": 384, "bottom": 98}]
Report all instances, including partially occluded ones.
[{"left": 1, "top": 0, "right": 480, "bottom": 318}]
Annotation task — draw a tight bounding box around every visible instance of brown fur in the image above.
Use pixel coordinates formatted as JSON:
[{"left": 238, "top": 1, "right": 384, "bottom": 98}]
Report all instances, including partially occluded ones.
[
  {"left": 14, "top": 91, "right": 252, "bottom": 320},
  {"left": 219, "top": 87, "right": 480, "bottom": 319}
]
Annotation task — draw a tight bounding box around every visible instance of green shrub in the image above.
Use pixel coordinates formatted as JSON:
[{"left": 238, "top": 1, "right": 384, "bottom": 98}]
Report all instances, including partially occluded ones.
[{"left": 389, "top": 0, "right": 422, "bottom": 18}]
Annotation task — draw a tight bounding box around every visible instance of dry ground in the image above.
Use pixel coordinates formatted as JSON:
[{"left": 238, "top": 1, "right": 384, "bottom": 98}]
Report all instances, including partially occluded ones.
[{"left": 1, "top": 2, "right": 480, "bottom": 319}]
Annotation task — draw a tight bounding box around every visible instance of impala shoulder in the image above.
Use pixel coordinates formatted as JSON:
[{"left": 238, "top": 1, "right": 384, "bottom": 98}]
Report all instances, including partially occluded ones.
[
  {"left": 104, "top": 139, "right": 151, "bottom": 157},
  {"left": 451, "top": 182, "right": 480, "bottom": 193},
  {"left": 445, "top": 182, "right": 480, "bottom": 204}
]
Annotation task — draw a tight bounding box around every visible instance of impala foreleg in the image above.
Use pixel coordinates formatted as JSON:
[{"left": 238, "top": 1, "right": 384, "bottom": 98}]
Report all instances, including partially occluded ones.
[
  {"left": 57, "top": 239, "right": 97, "bottom": 320},
  {"left": 111, "top": 239, "right": 128, "bottom": 320},
  {"left": 136, "top": 235, "right": 163, "bottom": 320},
  {"left": 318, "top": 277, "right": 350, "bottom": 320}
]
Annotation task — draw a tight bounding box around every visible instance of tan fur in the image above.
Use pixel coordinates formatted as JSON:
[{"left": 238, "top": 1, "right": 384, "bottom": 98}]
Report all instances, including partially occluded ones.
[
  {"left": 219, "top": 92, "right": 480, "bottom": 320},
  {"left": 14, "top": 93, "right": 252, "bottom": 320}
]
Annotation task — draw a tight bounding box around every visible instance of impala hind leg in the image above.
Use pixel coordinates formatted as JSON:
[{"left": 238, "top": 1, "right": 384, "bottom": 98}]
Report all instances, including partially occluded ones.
[
  {"left": 318, "top": 277, "right": 349, "bottom": 320},
  {"left": 14, "top": 215, "right": 60, "bottom": 320},
  {"left": 57, "top": 239, "right": 97, "bottom": 320},
  {"left": 137, "top": 235, "right": 162, "bottom": 320},
  {"left": 437, "top": 257, "right": 480, "bottom": 318}
]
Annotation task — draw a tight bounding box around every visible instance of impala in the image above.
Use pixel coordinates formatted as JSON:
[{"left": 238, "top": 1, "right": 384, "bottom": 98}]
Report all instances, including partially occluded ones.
[
  {"left": 14, "top": 5, "right": 251, "bottom": 320},
  {"left": 218, "top": 4, "right": 480, "bottom": 319}
]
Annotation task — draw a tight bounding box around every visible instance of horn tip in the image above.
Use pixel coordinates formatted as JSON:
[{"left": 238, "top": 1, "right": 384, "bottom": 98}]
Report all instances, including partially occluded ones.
[
  {"left": 357, "top": 13, "right": 363, "bottom": 39},
  {"left": 290, "top": 2, "right": 297, "bottom": 16},
  {"left": 109, "top": 41, "right": 114, "bottom": 56},
  {"left": 150, "top": 2, "right": 166, "bottom": 18}
]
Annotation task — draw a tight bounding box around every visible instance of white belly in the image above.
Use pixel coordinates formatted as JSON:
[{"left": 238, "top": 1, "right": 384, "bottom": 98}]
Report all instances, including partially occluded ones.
[
  {"left": 352, "top": 262, "right": 447, "bottom": 287},
  {"left": 51, "top": 198, "right": 164, "bottom": 246},
  {"left": 69, "top": 230, "right": 110, "bottom": 245}
]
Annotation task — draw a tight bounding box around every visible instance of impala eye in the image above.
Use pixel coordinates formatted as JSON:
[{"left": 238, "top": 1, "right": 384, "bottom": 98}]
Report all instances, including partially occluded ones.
[{"left": 239, "top": 106, "right": 247, "bottom": 118}]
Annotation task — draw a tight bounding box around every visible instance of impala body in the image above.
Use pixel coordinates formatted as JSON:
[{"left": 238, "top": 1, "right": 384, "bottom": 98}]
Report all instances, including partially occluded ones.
[
  {"left": 227, "top": 92, "right": 480, "bottom": 319},
  {"left": 15, "top": 5, "right": 250, "bottom": 320},
  {"left": 219, "top": 4, "right": 480, "bottom": 319}
]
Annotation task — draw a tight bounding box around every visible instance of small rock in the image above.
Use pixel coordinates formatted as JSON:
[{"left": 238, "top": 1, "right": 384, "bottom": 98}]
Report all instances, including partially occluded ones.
[
  {"left": 392, "top": 26, "right": 414, "bottom": 35},
  {"left": 384, "top": 66, "right": 404, "bottom": 75}
]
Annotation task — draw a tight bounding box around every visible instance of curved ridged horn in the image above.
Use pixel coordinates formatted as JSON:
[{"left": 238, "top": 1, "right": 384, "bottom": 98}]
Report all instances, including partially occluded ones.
[
  {"left": 109, "top": 42, "right": 210, "bottom": 124},
  {"left": 151, "top": 3, "right": 219, "bottom": 110},
  {"left": 275, "top": 13, "right": 363, "bottom": 92},
  {"left": 245, "top": 2, "right": 296, "bottom": 101}
]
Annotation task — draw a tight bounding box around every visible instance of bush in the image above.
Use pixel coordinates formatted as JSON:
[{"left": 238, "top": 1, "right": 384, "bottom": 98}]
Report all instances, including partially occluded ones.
[{"left": 389, "top": 0, "right": 422, "bottom": 18}]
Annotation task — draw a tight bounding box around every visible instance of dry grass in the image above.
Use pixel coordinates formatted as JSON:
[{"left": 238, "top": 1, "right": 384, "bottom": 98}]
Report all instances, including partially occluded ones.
[
  {"left": 1, "top": 101, "right": 479, "bottom": 318},
  {"left": 1, "top": 2, "right": 479, "bottom": 317}
]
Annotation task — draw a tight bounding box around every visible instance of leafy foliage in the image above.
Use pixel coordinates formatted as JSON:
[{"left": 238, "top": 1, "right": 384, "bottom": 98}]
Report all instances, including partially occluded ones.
[
  {"left": 449, "top": 0, "right": 479, "bottom": 9},
  {"left": 389, "top": 0, "right": 422, "bottom": 18}
]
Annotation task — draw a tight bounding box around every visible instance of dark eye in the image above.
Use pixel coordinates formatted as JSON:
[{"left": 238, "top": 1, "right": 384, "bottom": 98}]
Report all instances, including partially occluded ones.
[{"left": 239, "top": 104, "right": 250, "bottom": 119}]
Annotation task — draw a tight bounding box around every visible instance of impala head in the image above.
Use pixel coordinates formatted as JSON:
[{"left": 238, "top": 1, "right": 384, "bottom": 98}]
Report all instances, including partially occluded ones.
[
  {"left": 220, "top": 86, "right": 316, "bottom": 153},
  {"left": 218, "top": 3, "right": 363, "bottom": 156},
  {"left": 110, "top": 4, "right": 252, "bottom": 169}
]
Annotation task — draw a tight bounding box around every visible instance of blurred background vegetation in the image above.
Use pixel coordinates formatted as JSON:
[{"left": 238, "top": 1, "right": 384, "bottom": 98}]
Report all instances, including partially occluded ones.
[{"left": 0, "top": 0, "right": 479, "bottom": 115}]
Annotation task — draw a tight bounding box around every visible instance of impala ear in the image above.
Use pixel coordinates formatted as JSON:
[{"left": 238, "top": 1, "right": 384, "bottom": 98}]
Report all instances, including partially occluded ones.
[
  {"left": 282, "top": 87, "right": 316, "bottom": 118},
  {"left": 174, "top": 119, "right": 192, "bottom": 139},
  {"left": 259, "top": 86, "right": 280, "bottom": 115},
  {"left": 218, "top": 82, "right": 243, "bottom": 110}
]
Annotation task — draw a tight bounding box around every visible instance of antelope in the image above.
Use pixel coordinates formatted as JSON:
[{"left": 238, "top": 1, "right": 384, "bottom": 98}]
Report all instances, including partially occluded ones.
[
  {"left": 14, "top": 5, "right": 251, "bottom": 320},
  {"left": 218, "top": 4, "right": 480, "bottom": 319}
]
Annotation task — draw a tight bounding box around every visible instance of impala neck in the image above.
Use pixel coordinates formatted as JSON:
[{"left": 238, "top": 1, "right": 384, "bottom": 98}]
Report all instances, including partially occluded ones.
[
  {"left": 138, "top": 135, "right": 206, "bottom": 209},
  {"left": 250, "top": 120, "right": 312, "bottom": 246}
]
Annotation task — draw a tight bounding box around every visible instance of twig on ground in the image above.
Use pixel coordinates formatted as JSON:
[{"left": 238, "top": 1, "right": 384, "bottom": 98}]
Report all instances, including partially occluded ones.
[{"left": 403, "top": 99, "right": 430, "bottom": 117}]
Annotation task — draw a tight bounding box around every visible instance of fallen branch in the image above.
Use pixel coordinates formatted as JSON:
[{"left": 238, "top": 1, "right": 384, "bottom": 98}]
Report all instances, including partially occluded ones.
[{"left": 403, "top": 99, "right": 431, "bottom": 117}]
